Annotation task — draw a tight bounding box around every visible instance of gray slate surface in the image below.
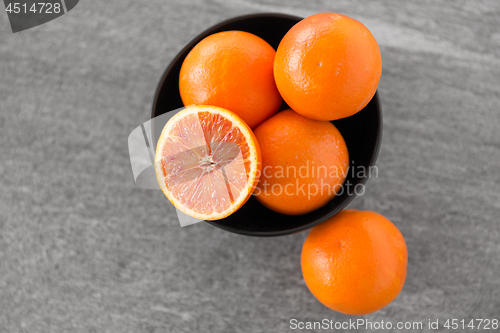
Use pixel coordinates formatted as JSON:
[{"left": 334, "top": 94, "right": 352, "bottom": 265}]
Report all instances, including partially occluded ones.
[{"left": 1, "top": 0, "right": 499, "bottom": 332}]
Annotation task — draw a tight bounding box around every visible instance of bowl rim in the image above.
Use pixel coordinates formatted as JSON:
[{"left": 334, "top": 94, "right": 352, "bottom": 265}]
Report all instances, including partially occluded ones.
[{"left": 151, "top": 12, "right": 383, "bottom": 237}]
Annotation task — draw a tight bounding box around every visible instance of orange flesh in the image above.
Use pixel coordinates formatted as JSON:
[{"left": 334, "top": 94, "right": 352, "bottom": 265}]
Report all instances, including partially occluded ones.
[{"left": 160, "top": 112, "right": 251, "bottom": 215}]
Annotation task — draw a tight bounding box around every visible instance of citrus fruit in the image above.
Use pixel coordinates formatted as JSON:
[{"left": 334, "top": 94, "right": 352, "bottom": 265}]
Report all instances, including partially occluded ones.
[
  {"left": 274, "top": 13, "right": 382, "bottom": 121},
  {"left": 301, "top": 209, "right": 408, "bottom": 315},
  {"left": 154, "top": 105, "right": 261, "bottom": 220},
  {"left": 253, "top": 109, "right": 349, "bottom": 215},
  {"left": 179, "top": 31, "right": 282, "bottom": 129}
]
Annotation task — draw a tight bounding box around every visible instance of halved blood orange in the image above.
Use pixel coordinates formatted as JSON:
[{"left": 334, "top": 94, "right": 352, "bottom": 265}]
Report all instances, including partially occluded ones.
[{"left": 155, "top": 105, "right": 261, "bottom": 220}]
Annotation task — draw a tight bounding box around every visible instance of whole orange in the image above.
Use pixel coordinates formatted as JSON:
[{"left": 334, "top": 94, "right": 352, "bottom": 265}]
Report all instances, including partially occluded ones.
[
  {"left": 253, "top": 109, "right": 349, "bottom": 215},
  {"left": 274, "top": 13, "right": 382, "bottom": 121},
  {"left": 179, "top": 31, "right": 282, "bottom": 129},
  {"left": 301, "top": 209, "right": 408, "bottom": 315}
]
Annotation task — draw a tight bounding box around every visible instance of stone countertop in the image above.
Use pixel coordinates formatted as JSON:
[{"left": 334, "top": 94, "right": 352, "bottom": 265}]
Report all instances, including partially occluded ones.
[{"left": 1, "top": 1, "right": 499, "bottom": 332}]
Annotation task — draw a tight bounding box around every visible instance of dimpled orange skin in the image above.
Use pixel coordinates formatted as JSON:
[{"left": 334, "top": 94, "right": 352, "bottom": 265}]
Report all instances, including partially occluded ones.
[
  {"left": 301, "top": 209, "right": 408, "bottom": 315},
  {"left": 274, "top": 13, "right": 382, "bottom": 121},
  {"left": 179, "top": 31, "right": 282, "bottom": 129},
  {"left": 253, "top": 109, "right": 349, "bottom": 215}
]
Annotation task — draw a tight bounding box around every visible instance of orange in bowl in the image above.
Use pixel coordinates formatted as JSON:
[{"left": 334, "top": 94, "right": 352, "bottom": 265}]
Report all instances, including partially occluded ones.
[
  {"left": 155, "top": 105, "right": 261, "bottom": 220},
  {"left": 179, "top": 30, "right": 282, "bottom": 129},
  {"left": 254, "top": 109, "right": 349, "bottom": 215},
  {"left": 274, "top": 12, "right": 382, "bottom": 121}
]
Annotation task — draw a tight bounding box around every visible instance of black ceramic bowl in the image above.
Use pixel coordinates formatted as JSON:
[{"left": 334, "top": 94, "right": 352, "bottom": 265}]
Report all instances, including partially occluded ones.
[{"left": 152, "top": 13, "right": 382, "bottom": 237}]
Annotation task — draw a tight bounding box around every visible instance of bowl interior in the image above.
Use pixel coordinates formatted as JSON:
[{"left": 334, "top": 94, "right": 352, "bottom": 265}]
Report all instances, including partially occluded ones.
[{"left": 152, "top": 13, "right": 382, "bottom": 236}]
